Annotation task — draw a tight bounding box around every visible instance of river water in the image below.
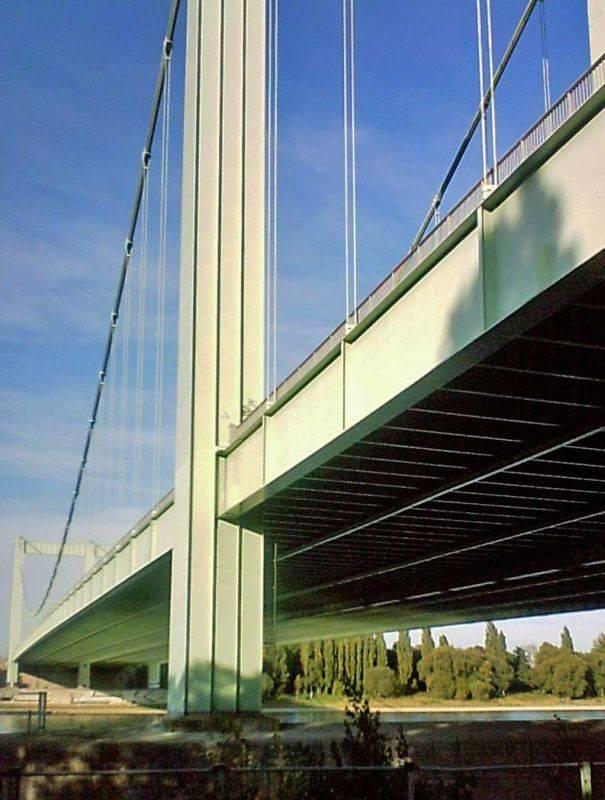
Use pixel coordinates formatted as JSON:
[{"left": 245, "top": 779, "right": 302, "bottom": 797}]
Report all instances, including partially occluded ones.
[{"left": 266, "top": 707, "right": 605, "bottom": 725}]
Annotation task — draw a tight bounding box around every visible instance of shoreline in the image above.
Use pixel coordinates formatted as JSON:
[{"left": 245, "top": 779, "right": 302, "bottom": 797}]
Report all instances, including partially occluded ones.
[
  {"left": 0, "top": 704, "right": 162, "bottom": 716},
  {"left": 2, "top": 698, "right": 605, "bottom": 718},
  {"left": 266, "top": 703, "right": 605, "bottom": 714}
]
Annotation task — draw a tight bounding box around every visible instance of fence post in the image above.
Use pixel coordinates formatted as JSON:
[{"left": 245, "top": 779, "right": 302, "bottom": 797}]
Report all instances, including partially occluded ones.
[
  {"left": 37, "top": 691, "right": 47, "bottom": 731},
  {"left": 211, "top": 764, "right": 227, "bottom": 800},
  {"left": 580, "top": 762, "right": 592, "bottom": 799},
  {"left": 1, "top": 768, "right": 22, "bottom": 800},
  {"left": 407, "top": 768, "right": 416, "bottom": 800}
]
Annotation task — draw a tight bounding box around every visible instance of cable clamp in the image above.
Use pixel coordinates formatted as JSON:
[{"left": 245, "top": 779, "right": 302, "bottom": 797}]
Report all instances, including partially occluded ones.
[
  {"left": 111, "top": 312, "right": 118, "bottom": 326},
  {"left": 142, "top": 149, "right": 151, "bottom": 170},
  {"left": 163, "top": 37, "right": 173, "bottom": 60},
  {"left": 99, "top": 370, "right": 106, "bottom": 383},
  {"left": 125, "top": 239, "right": 134, "bottom": 257}
]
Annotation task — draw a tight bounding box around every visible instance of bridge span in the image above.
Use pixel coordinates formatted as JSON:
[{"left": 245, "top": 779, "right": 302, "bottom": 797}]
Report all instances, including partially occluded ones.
[{"left": 9, "top": 1, "right": 605, "bottom": 716}]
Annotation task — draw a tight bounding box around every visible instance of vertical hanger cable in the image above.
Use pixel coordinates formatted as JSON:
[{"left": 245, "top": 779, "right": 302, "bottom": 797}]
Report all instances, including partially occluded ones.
[
  {"left": 486, "top": 0, "right": 498, "bottom": 185},
  {"left": 476, "top": 0, "right": 489, "bottom": 187}
]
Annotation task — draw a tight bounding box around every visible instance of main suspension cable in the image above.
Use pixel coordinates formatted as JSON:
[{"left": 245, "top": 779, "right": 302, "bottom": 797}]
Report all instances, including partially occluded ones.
[
  {"left": 33, "top": 0, "right": 182, "bottom": 616},
  {"left": 410, "top": 0, "right": 540, "bottom": 250}
]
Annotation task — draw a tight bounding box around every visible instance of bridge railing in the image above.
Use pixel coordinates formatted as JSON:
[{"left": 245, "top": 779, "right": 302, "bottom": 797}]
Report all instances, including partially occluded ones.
[
  {"left": 9, "top": 758, "right": 604, "bottom": 799},
  {"left": 236, "top": 54, "right": 605, "bottom": 442}
]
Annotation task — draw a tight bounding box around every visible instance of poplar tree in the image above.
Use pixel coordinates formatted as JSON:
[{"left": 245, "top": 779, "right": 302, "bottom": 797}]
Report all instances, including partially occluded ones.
[
  {"left": 395, "top": 630, "right": 414, "bottom": 692},
  {"left": 345, "top": 637, "right": 354, "bottom": 687},
  {"left": 273, "top": 646, "right": 289, "bottom": 695},
  {"left": 311, "top": 641, "right": 324, "bottom": 693},
  {"left": 421, "top": 628, "right": 435, "bottom": 657},
  {"left": 561, "top": 626, "right": 574, "bottom": 653},
  {"left": 376, "top": 634, "right": 388, "bottom": 668},
  {"left": 299, "top": 642, "right": 311, "bottom": 693},
  {"left": 324, "top": 639, "right": 336, "bottom": 693},
  {"left": 589, "top": 634, "right": 605, "bottom": 696},
  {"left": 363, "top": 636, "right": 376, "bottom": 678},
  {"left": 355, "top": 637, "right": 364, "bottom": 693},
  {"left": 484, "top": 622, "right": 513, "bottom": 695}
]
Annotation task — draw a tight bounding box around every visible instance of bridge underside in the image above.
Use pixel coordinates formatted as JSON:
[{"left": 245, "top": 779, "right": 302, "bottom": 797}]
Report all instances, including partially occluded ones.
[
  {"left": 15, "top": 257, "right": 605, "bottom": 671},
  {"left": 20, "top": 556, "right": 170, "bottom": 672},
  {"left": 235, "top": 254, "right": 605, "bottom": 641}
]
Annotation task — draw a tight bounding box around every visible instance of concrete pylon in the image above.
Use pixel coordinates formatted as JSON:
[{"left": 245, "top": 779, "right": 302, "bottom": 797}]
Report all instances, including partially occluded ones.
[
  {"left": 167, "top": 0, "right": 265, "bottom": 716},
  {"left": 147, "top": 661, "right": 162, "bottom": 689},
  {"left": 77, "top": 663, "right": 91, "bottom": 688},
  {"left": 7, "top": 538, "right": 110, "bottom": 685}
]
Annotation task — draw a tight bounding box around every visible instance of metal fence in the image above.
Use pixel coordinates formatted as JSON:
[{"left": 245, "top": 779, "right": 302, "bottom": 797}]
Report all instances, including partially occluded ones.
[
  {"left": 2, "top": 759, "right": 604, "bottom": 799},
  {"left": 236, "top": 53, "right": 605, "bottom": 441}
]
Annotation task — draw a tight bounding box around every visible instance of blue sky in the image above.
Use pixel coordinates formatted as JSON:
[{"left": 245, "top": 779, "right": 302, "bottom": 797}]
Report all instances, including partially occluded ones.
[{"left": 1, "top": 0, "right": 601, "bottom": 655}]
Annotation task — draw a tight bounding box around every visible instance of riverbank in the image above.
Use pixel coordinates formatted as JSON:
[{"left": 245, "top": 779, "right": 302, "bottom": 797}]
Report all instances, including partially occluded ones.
[
  {"left": 0, "top": 685, "right": 165, "bottom": 714},
  {"left": 266, "top": 691, "right": 605, "bottom": 713}
]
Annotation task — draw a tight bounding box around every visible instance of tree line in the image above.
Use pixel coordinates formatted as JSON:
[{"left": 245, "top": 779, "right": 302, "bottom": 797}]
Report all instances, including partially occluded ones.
[{"left": 263, "top": 624, "right": 605, "bottom": 701}]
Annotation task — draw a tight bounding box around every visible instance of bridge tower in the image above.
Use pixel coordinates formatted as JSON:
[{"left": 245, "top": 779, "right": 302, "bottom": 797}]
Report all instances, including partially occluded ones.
[{"left": 167, "top": 0, "right": 266, "bottom": 715}]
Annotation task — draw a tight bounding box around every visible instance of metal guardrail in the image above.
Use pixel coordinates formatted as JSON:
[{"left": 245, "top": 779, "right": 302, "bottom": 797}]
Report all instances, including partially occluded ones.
[
  {"left": 236, "top": 55, "right": 605, "bottom": 442},
  {"left": 3, "top": 759, "right": 603, "bottom": 799}
]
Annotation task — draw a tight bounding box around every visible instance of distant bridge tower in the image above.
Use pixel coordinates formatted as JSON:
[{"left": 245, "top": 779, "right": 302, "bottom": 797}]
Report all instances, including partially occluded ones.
[{"left": 167, "top": 0, "right": 266, "bottom": 715}]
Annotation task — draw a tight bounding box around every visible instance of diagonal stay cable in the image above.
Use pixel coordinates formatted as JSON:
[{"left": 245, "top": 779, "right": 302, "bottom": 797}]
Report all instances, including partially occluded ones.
[
  {"left": 410, "top": 0, "right": 539, "bottom": 250},
  {"left": 34, "top": 0, "right": 182, "bottom": 616}
]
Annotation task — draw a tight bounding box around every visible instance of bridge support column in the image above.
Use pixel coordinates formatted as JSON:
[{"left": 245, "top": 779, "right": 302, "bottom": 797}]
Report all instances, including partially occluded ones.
[
  {"left": 7, "top": 538, "right": 25, "bottom": 686},
  {"left": 168, "top": 0, "right": 265, "bottom": 717},
  {"left": 147, "top": 661, "right": 162, "bottom": 689},
  {"left": 77, "top": 663, "right": 91, "bottom": 689}
]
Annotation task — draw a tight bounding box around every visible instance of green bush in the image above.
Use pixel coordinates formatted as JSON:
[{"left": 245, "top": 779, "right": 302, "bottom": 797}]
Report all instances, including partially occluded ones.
[
  {"left": 551, "top": 652, "right": 588, "bottom": 698},
  {"left": 364, "top": 666, "right": 396, "bottom": 698}
]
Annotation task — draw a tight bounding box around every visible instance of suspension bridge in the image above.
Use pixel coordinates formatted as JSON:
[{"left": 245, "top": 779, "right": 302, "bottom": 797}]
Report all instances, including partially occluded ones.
[{"left": 6, "top": 0, "right": 605, "bottom": 716}]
